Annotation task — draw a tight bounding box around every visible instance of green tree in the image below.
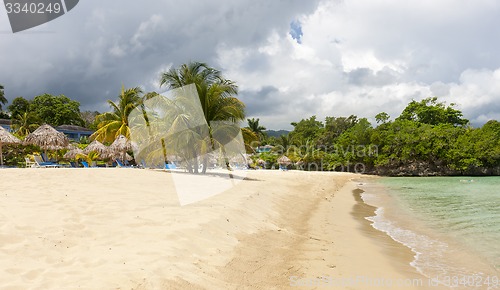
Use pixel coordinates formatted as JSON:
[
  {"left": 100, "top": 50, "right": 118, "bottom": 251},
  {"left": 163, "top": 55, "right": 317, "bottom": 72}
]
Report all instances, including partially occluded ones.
[
  {"left": 0, "top": 84, "right": 6, "bottom": 111},
  {"left": 275, "top": 134, "right": 292, "bottom": 154},
  {"left": 466, "top": 120, "right": 500, "bottom": 168},
  {"left": 92, "top": 86, "right": 143, "bottom": 143},
  {"left": 160, "top": 61, "right": 246, "bottom": 173},
  {"left": 160, "top": 62, "right": 244, "bottom": 123},
  {"left": 11, "top": 111, "right": 40, "bottom": 137},
  {"left": 289, "top": 116, "right": 323, "bottom": 145},
  {"left": 397, "top": 97, "right": 468, "bottom": 126},
  {"left": 30, "top": 94, "right": 84, "bottom": 126},
  {"left": 246, "top": 118, "right": 266, "bottom": 140},
  {"left": 242, "top": 127, "right": 259, "bottom": 153},
  {"left": 143, "top": 91, "right": 160, "bottom": 101},
  {"left": 337, "top": 118, "right": 373, "bottom": 147},
  {"left": 319, "top": 115, "right": 358, "bottom": 145},
  {"left": 7, "top": 97, "right": 30, "bottom": 119},
  {"left": 375, "top": 112, "right": 390, "bottom": 124}
]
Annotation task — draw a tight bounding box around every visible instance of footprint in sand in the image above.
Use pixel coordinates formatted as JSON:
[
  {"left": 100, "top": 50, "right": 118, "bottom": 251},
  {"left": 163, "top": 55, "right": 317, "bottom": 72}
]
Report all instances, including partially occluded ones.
[
  {"left": 0, "top": 234, "right": 26, "bottom": 244},
  {"left": 80, "top": 257, "right": 106, "bottom": 268},
  {"left": 4, "top": 268, "right": 24, "bottom": 275},
  {"left": 22, "top": 269, "right": 41, "bottom": 281}
]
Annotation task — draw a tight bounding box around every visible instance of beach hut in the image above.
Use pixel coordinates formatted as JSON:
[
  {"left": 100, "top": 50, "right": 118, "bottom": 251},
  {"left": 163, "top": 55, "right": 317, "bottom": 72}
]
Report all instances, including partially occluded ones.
[
  {"left": 23, "top": 124, "right": 70, "bottom": 160},
  {"left": 0, "top": 126, "right": 21, "bottom": 166}
]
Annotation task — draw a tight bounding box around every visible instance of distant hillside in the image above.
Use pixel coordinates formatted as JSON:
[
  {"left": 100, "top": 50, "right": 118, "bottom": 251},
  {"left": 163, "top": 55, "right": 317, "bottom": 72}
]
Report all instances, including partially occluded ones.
[{"left": 265, "top": 130, "right": 290, "bottom": 137}]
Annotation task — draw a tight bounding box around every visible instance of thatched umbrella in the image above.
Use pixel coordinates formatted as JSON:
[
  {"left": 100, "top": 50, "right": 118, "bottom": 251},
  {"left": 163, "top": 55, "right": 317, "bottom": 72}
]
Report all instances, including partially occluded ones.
[
  {"left": 63, "top": 146, "right": 84, "bottom": 159},
  {"left": 109, "top": 135, "right": 132, "bottom": 163},
  {"left": 107, "top": 151, "right": 133, "bottom": 161},
  {"left": 84, "top": 140, "right": 108, "bottom": 156},
  {"left": 0, "top": 126, "right": 21, "bottom": 166},
  {"left": 23, "top": 124, "right": 69, "bottom": 159},
  {"left": 277, "top": 155, "right": 291, "bottom": 165}
]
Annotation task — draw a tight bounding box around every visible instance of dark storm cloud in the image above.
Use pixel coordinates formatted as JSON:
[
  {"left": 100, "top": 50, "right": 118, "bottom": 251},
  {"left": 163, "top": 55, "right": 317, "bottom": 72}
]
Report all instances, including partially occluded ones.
[
  {"left": 2, "top": 0, "right": 500, "bottom": 130},
  {"left": 240, "top": 86, "right": 282, "bottom": 116},
  {"left": 0, "top": 0, "right": 321, "bottom": 112}
]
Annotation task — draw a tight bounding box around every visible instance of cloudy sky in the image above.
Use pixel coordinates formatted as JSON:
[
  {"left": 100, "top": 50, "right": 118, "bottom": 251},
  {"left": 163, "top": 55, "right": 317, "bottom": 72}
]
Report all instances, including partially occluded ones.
[{"left": 1, "top": 0, "right": 500, "bottom": 129}]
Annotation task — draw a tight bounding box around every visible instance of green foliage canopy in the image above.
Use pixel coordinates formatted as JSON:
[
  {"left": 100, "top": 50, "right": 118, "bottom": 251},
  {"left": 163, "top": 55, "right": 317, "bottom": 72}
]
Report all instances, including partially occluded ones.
[
  {"left": 30, "top": 94, "right": 84, "bottom": 126},
  {"left": 397, "top": 97, "right": 468, "bottom": 126}
]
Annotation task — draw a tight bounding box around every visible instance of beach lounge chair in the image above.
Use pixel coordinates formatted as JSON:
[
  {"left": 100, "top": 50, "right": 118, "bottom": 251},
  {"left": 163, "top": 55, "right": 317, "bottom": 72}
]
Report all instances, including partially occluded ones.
[
  {"left": 115, "top": 160, "right": 132, "bottom": 168},
  {"left": 165, "top": 163, "right": 177, "bottom": 170},
  {"left": 25, "top": 157, "right": 36, "bottom": 168},
  {"left": 81, "top": 161, "right": 89, "bottom": 168},
  {"left": 33, "top": 155, "right": 59, "bottom": 168}
]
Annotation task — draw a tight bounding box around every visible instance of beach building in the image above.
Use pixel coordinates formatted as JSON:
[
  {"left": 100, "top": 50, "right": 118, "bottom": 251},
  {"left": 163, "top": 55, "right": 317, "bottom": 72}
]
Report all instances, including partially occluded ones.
[
  {"left": 0, "top": 120, "right": 94, "bottom": 141},
  {"left": 55, "top": 125, "right": 94, "bottom": 141},
  {"left": 0, "top": 119, "right": 12, "bottom": 132},
  {"left": 255, "top": 145, "right": 273, "bottom": 153}
]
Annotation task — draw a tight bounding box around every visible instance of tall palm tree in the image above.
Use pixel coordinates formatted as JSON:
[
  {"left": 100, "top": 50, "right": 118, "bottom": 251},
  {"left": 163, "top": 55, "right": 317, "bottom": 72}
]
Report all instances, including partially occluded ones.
[
  {"left": 246, "top": 118, "right": 266, "bottom": 139},
  {"left": 92, "top": 86, "right": 143, "bottom": 143},
  {"left": 11, "top": 111, "right": 39, "bottom": 137},
  {"left": 159, "top": 62, "right": 246, "bottom": 173},
  {"left": 160, "top": 62, "right": 244, "bottom": 122},
  {"left": 0, "top": 84, "right": 7, "bottom": 111}
]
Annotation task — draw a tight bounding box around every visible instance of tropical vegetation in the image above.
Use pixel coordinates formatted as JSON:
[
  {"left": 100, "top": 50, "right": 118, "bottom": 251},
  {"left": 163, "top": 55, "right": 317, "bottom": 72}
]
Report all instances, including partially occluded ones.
[
  {"left": 91, "top": 86, "right": 143, "bottom": 143},
  {"left": 0, "top": 69, "right": 499, "bottom": 175},
  {"left": 255, "top": 97, "right": 500, "bottom": 175},
  {"left": 0, "top": 84, "right": 6, "bottom": 110},
  {"left": 0, "top": 84, "right": 9, "bottom": 118},
  {"left": 154, "top": 62, "right": 246, "bottom": 173}
]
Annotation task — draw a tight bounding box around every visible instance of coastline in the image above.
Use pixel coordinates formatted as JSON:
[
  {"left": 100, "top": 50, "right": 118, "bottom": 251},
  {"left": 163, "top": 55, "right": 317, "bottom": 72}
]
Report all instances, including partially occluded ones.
[
  {"left": 0, "top": 169, "right": 453, "bottom": 289},
  {"left": 297, "top": 177, "right": 448, "bottom": 290},
  {"left": 360, "top": 177, "right": 499, "bottom": 290}
]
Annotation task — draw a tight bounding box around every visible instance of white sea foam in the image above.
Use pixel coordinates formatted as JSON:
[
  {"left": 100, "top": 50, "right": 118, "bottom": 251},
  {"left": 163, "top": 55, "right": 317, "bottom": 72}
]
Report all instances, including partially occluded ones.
[{"left": 361, "top": 185, "right": 499, "bottom": 290}]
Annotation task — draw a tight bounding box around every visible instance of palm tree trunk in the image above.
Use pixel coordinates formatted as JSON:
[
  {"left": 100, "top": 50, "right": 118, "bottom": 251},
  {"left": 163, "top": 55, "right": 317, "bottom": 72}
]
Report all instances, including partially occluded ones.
[
  {"left": 220, "top": 146, "right": 234, "bottom": 179},
  {"left": 201, "top": 156, "right": 208, "bottom": 174},
  {"left": 161, "top": 138, "right": 167, "bottom": 166},
  {"left": 186, "top": 161, "right": 193, "bottom": 173},
  {"left": 0, "top": 142, "right": 3, "bottom": 166},
  {"left": 192, "top": 147, "right": 199, "bottom": 174}
]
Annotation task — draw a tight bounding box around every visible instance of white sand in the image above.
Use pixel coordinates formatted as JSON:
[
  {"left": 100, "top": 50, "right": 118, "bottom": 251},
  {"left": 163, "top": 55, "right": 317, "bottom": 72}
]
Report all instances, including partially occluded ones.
[{"left": 0, "top": 168, "right": 446, "bottom": 289}]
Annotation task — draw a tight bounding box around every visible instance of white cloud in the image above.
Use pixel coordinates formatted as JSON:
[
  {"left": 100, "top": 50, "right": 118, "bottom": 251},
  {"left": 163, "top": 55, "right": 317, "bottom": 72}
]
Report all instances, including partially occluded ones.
[{"left": 1, "top": 0, "right": 500, "bottom": 129}]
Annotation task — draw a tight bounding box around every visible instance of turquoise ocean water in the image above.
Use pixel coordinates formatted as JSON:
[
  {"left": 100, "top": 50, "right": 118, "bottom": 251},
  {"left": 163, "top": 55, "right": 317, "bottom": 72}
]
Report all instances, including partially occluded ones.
[{"left": 362, "top": 177, "right": 499, "bottom": 289}]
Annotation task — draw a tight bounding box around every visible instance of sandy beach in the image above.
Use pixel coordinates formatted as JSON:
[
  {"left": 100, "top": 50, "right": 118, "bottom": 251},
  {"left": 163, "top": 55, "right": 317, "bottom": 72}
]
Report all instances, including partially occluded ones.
[{"left": 0, "top": 169, "right": 447, "bottom": 289}]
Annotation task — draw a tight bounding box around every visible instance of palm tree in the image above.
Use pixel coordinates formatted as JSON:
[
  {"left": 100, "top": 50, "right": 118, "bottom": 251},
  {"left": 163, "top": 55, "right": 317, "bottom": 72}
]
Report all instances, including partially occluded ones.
[
  {"left": 276, "top": 134, "right": 291, "bottom": 154},
  {"left": 159, "top": 62, "right": 246, "bottom": 173},
  {"left": 11, "top": 111, "right": 39, "bottom": 137},
  {"left": 160, "top": 62, "right": 244, "bottom": 122},
  {"left": 76, "top": 151, "right": 100, "bottom": 167},
  {"left": 246, "top": 118, "right": 266, "bottom": 140},
  {"left": 92, "top": 86, "right": 143, "bottom": 143},
  {"left": 241, "top": 127, "right": 259, "bottom": 153},
  {"left": 0, "top": 84, "right": 7, "bottom": 111}
]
